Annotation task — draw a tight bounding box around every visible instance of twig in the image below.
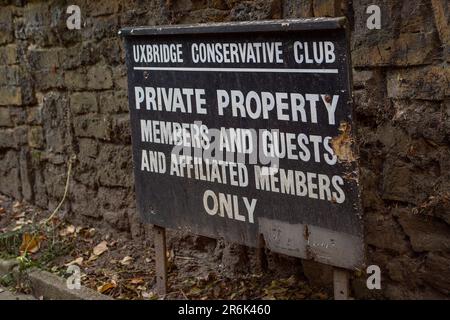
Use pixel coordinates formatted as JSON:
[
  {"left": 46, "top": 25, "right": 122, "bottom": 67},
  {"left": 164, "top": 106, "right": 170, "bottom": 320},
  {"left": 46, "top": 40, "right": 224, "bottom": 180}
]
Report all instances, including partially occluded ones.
[
  {"left": 180, "top": 289, "right": 188, "bottom": 300},
  {"left": 44, "top": 155, "right": 75, "bottom": 225}
]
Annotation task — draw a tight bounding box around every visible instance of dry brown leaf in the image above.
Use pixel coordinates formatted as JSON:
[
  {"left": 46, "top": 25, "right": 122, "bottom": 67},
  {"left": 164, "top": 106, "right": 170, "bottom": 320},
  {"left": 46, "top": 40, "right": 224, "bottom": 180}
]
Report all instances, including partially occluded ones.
[
  {"left": 0, "top": 207, "right": 5, "bottom": 215},
  {"left": 11, "top": 225, "right": 23, "bottom": 231},
  {"left": 19, "top": 233, "right": 43, "bottom": 254},
  {"left": 85, "top": 228, "right": 96, "bottom": 238},
  {"left": 60, "top": 225, "right": 76, "bottom": 237},
  {"left": 120, "top": 256, "right": 133, "bottom": 266},
  {"left": 142, "top": 291, "right": 157, "bottom": 299},
  {"left": 13, "top": 212, "right": 25, "bottom": 219},
  {"left": 97, "top": 280, "right": 117, "bottom": 294},
  {"left": 129, "top": 277, "right": 144, "bottom": 285},
  {"left": 87, "top": 254, "right": 99, "bottom": 262},
  {"left": 167, "top": 249, "right": 175, "bottom": 266},
  {"left": 93, "top": 240, "right": 108, "bottom": 256},
  {"left": 65, "top": 257, "right": 84, "bottom": 267}
]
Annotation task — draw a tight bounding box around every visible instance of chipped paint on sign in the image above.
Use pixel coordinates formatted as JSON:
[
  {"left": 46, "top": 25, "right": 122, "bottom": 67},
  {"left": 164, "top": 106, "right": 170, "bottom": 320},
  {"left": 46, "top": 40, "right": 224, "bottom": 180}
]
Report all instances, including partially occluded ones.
[{"left": 331, "top": 121, "right": 356, "bottom": 162}]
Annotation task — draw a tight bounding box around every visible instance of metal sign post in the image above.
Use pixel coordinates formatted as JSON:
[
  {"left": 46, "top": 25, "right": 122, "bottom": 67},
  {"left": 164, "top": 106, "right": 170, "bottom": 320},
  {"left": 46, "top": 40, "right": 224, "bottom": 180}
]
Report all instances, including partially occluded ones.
[
  {"left": 153, "top": 225, "right": 168, "bottom": 296},
  {"left": 120, "top": 18, "right": 364, "bottom": 299}
]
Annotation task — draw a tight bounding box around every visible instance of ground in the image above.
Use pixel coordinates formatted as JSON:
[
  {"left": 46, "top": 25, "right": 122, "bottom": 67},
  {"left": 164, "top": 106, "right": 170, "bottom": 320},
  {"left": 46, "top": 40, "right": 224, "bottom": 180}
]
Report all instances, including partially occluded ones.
[
  {"left": 0, "top": 194, "right": 328, "bottom": 300},
  {"left": 0, "top": 286, "right": 35, "bottom": 300}
]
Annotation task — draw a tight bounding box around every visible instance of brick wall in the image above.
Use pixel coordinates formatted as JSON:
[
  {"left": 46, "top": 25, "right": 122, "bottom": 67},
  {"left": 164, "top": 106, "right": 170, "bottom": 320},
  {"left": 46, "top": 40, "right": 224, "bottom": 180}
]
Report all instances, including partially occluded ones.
[{"left": 0, "top": 0, "right": 448, "bottom": 298}]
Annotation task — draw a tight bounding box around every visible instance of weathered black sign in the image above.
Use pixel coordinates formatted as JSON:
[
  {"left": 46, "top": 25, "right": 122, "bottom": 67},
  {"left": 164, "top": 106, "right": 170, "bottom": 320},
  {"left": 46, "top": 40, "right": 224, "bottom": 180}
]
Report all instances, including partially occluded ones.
[{"left": 121, "top": 18, "right": 364, "bottom": 270}]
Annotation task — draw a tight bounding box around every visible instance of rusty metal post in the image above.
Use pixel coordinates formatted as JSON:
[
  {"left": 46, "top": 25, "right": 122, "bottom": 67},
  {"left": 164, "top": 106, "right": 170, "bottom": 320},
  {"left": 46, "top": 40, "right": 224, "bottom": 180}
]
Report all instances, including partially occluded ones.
[
  {"left": 333, "top": 267, "right": 350, "bottom": 300},
  {"left": 153, "top": 225, "right": 168, "bottom": 296}
]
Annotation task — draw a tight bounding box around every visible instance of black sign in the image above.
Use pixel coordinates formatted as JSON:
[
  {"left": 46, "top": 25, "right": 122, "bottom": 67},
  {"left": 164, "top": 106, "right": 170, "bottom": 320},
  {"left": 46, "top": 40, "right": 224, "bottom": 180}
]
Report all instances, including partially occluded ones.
[{"left": 121, "top": 18, "right": 364, "bottom": 270}]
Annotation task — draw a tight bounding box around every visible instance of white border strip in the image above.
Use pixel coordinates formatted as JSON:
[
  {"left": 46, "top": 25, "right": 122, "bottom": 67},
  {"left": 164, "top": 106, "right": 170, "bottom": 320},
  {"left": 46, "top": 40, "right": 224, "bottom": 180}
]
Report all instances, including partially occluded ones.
[{"left": 133, "top": 66, "right": 338, "bottom": 74}]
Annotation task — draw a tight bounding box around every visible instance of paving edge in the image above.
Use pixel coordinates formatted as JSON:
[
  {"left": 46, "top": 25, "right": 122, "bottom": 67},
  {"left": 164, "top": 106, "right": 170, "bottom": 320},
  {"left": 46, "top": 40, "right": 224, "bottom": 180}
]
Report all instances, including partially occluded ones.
[{"left": 0, "top": 259, "right": 112, "bottom": 300}]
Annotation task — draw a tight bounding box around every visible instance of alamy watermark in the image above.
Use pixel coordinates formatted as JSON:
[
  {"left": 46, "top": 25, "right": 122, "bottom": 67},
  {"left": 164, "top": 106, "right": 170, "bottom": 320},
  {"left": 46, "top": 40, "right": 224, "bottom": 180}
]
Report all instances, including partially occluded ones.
[{"left": 66, "top": 5, "right": 81, "bottom": 30}]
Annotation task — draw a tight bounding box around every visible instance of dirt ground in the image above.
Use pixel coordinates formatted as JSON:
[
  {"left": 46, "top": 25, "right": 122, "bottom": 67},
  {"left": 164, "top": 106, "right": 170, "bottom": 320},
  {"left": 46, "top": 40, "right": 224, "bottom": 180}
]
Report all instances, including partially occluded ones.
[{"left": 0, "top": 193, "right": 328, "bottom": 300}]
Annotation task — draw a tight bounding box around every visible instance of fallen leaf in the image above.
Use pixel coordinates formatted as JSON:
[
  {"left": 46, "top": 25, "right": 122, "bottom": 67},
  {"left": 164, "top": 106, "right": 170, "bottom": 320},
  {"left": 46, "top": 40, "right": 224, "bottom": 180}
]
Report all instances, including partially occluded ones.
[
  {"left": 129, "top": 277, "right": 144, "bottom": 285},
  {"left": 0, "top": 207, "right": 5, "bottom": 214},
  {"left": 167, "top": 249, "right": 175, "bottom": 262},
  {"left": 65, "top": 257, "right": 84, "bottom": 267},
  {"left": 83, "top": 228, "right": 96, "bottom": 238},
  {"left": 142, "top": 291, "right": 157, "bottom": 299},
  {"left": 189, "top": 287, "right": 202, "bottom": 296},
  {"left": 93, "top": 240, "right": 108, "bottom": 256},
  {"left": 19, "top": 233, "right": 43, "bottom": 254},
  {"left": 97, "top": 280, "right": 117, "bottom": 294},
  {"left": 87, "top": 254, "right": 99, "bottom": 262},
  {"left": 60, "top": 225, "right": 76, "bottom": 237},
  {"left": 13, "top": 212, "right": 25, "bottom": 219},
  {"left": 11, "top": 225, "right": 23, "bottom": 231},
  {"left": 120, "top": 256, "right": 133, "bottom": 266}
]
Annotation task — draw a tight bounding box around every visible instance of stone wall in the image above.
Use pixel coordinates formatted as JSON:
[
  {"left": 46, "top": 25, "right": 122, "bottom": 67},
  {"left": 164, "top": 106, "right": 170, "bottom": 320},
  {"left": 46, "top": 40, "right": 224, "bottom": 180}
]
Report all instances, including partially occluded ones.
[{"left": 0, "top": 0, "right": 448, "bottom": 299}]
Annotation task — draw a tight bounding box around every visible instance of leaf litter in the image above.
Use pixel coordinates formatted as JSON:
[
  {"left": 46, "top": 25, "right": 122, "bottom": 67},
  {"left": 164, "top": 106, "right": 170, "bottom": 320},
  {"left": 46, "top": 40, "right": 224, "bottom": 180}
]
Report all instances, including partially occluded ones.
[{"left": 0, "top": 194, "right": 330, "bottom": 300}]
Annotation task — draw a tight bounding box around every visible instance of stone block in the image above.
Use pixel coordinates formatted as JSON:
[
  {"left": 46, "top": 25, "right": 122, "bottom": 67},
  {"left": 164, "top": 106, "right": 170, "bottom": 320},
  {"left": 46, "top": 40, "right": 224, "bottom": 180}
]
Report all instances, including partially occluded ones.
[
  {"left": 34, "top": 70, "right": 65, "bottom": 91},
  {"left": 0, "top": 66, "right": 20, "bottom": 86},
  {"left": 27, "top": 48, "right": 61, "bottom": 70},
  {"left": 70, "top": 183, "right": 100, "bottom": 218},
  {"left": 313, "top": 0, "right": 342, "bottom": 17},
  {"left": 0, "top": 44, "right": 18, "bottom": 65},
  {"left": 74, "top": 138, "right": 99, "bottom": 187},
  {"left": 43, "top": 163, "right": 68, "bottom": 201},
  {"left": 60, "top": 42, "right": 99, "bottom": 70},
  {"left": 110, "top": 114, "right": 131, "bottom": 144},
  {"left": 82, "top": 15, "right": 118, "bottom": 41},
  {"left": 387, "top": 66, "right": 449, "bottom": 100},
  {"left": 230, "top": 0, "right": 281, "bottom": 21},
  {"left": 13, "top": 126, "right": 27, "bottom": 146},
  {"left": 0, "top": 7, "right": 13, "bottom": 44},
  {"left": 64, "top": 70, "right": 87, "bottom": 91},
  {"left": 0, "top": 128, "right": 15, "bottom": 148},
  {"left": 103, "top": 210, "right": 130, "bottom": 231},
  {"left": 0, "top": 108, "right": 12, "bottom": 127},
  {"left": 87, "top": 0, "right": 120, "bottom": 17},
  {"left": 78, "top": 138, "right": 98, "bottom": 159},
  {"left": 283, "top": 0, "right": 313, "bottom": 18},
  {"left": 98, "top": 90, "right": 128, "bottom": 114},
  {"left": 26, "top": 106, "right": 43, "bottom": 125},
  {"left": 41, "top": 92, "right": 71, "bottom": 154},
  {"left": 70, "top": 92, "right": 98, "bottom": 114},
  {"left": 421, "top": 252, "right": 450, "bottom": 295},
  {"left": 396, "top": 208, "right": 450, "bottom": 252},
  {"left": 28, "top": 126, "right": 44, "bottom": 149},
  {"left": 352, "top": 0, "right": 440, "bottom": 67},
  {"left": 73, "top": 114, "right": 111, "bottom": 140},
  {"left": 97, "top": 144, "right": 133, "bottom": 187},
  {"left": 0, "top": 86, "right": 22, "bottom": 105},
  {"left": 19, "top": 147, "right": 33, "bottom": 201},
  {"left": 392, "top": 100, "right": 447, "bottom": 144},
  {"left": 0, "top": 150, "right": 21, "bottom": 199},
  {"left": 365, "top": 213, "right": 410, "bottom": 254},
  {"left": 111, "top": 66, "right": 127, "bottom": 90},
  {"left": 382, "top": 159, "right": 434, "bottom": 205},
  {"left": 87, "top": 65, "right": 113, "bottom": 90}
]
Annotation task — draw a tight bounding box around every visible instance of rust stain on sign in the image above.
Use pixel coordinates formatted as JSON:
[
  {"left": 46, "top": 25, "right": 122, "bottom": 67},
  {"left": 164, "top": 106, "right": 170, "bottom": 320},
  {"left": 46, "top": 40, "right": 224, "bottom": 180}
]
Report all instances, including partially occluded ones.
[{"left": 331, "top": 121, "right": 356, "bottom": 162}]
